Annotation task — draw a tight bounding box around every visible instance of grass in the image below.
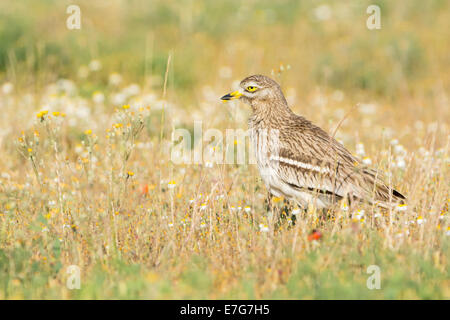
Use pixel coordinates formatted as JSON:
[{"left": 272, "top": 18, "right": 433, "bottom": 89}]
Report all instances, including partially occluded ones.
[{"left": 0, "top": 0, "right": 449, "bottom": 299}]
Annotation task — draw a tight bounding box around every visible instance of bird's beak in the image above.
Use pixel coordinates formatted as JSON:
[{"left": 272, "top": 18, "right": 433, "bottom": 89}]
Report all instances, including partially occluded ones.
[{"left": 221, "top": 90, "right": 242, "bottom": 101}]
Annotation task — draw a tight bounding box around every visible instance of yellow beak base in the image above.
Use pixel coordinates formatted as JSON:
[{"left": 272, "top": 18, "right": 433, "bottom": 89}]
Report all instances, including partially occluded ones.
[{"left": 221, "top": 90, "right": 242, "bottom": 101}]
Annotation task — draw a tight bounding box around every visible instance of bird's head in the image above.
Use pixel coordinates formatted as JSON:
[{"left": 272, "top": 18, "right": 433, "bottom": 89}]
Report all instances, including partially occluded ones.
[{"left": 221, "top": 75, "right": 285, "bottom": 107}]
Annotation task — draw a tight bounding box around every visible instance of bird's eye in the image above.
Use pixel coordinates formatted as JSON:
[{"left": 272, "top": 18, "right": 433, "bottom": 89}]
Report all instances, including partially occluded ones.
[{"left": 246, "top": 86, "right": 257, "bottom": 92}]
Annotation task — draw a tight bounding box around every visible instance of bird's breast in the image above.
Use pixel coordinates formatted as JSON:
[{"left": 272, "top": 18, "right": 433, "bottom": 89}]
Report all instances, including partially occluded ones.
[{"left": 249, "top": 125, "right": 281, "bottom": 171}]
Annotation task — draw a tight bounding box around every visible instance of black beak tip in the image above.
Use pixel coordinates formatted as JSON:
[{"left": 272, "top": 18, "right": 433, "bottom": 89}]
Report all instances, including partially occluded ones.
[{"left": 221, "top": 94, "right": 232, "bottom": 101}]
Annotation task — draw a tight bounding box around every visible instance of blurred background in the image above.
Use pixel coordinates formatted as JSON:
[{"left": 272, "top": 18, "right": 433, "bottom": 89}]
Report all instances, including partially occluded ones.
[
  {"left": 1, "top": 0, "right": 449, "bottom": 149},
  {"left": 1, "top": 0, "right": 449, "bottom": 105}
]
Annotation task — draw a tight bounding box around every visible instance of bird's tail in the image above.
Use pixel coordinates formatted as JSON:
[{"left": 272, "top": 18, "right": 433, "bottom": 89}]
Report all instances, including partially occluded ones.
[{"left": 362, "top": 168, "right": 406, "bottom": 208}]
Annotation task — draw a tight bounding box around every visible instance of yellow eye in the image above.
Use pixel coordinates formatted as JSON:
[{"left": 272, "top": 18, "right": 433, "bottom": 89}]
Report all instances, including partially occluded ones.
[{"left": 246, "top": 86, "right": 257, "bottom": 92}]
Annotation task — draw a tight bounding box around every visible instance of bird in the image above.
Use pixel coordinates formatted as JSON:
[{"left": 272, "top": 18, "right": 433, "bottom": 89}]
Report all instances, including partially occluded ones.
[{"left": 221, "top": 74, "right": 405, "bottom": 210}]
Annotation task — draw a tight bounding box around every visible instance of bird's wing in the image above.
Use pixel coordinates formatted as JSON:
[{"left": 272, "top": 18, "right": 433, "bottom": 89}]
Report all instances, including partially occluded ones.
[{"left": 269, "top": 123, "right": 404, "bottom": 205}]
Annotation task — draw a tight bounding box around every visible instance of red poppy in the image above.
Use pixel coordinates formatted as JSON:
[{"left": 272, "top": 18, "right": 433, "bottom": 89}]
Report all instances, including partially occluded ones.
[{"left": 308, "top": 229, "right": 322, "bottom": 241}]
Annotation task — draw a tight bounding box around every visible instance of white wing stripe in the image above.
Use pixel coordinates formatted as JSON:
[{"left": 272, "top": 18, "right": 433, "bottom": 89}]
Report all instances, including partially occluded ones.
[{"left": 270, "top": 155, "right": 331, "bottom": 175}]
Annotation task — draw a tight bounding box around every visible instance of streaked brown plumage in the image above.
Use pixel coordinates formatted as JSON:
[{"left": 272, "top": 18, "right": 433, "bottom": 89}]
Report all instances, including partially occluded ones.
[{"left": 221, "top": 74, "right": 405, "bottom": 209}]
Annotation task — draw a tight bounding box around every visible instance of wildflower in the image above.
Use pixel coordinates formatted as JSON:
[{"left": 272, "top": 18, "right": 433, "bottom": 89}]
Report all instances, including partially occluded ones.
[
  {"left": 244, "top": 206, "right": 251, "bottom": 213},
  {"left": 362, "top": 157, "right": 372, "bottom": 165},
  {"left": 204, "top": 161, "right": 213, "bottom": 168},
  {"left": 2, "top": 82, "right": 13, "bottom": 94},
  {"left": 314, "top": 5, "right": 332, "bottom": 21},
  {"left": 168, "top": 223, "right": 174, "bottom": 228},
  {"left": 272, "top": 196, "right": 283, "bottom": 203},
  {"left": 292, "top": 208, "right": 301, "bottom": 215},
  {"left": 396, "top": 204, "right": 407, "bottom": 212},
  {"left": 353, "top": 209, "right": 365, "bottom": 220},
  {"left": 53, "top": 111, "right": 60, "bottom": 117},
  {"left": 446, "top": 227, "right": 450, "bottom": 236},
  {"left": 114, "top": 123, "right": 123, "bottom": 129},
  {"left": 259, "top": 224, "right": 269, "bottom": 233},
  {"left": 88, "top": 59, "right": 102, "bottom": 71},
  {"left": 416, "top": 216, "right": 425, "bottom": 225},
  {"left": 356, "top": 143, "right": 365, "bottom": 157},
  {"left": 127, "top": 171, "right": 134, "bottom": 177},
  {"left": 167, "top": 180, "right": 177, "bottom": 189},
  {"left": 189, "top": 199, "right": 194, "bottom": 204},
  {"left": 36, "top": 110, "right": 49, "bottom": 118},
  {"left": 122, "top": 104, "right": 130, "bottom": 110},
  {"left": 390, "top": 139, "right": 399, "bottom": 146},
  {"left": 200, "top": 222, "right": 207, "bottom": 229},
  {"left": 308, "top": 229, "right": 322, "bottom": 241},
  {"left": 109, "top": 72, "right": 122, "bottom": 86},
  {"left": 396, "top": 158, "right": 406, "bottom": 169},
  {"left": 27, "top": 148, "right": 33, "bottom": 153},
  {"left": 394, "top": 144, "right": 406, "bottom": 155},
  {"left": 200, "top": 203, "right": 207, "bottom": 210},
  {"left": 84, "top": 129, "right": 92, "bottom": 135},
  {"left": 92, "top": 91, "right": 105, "bottom": 104},
  {"left": 358, "top": 103, "right": 377, "bottom": 115}
]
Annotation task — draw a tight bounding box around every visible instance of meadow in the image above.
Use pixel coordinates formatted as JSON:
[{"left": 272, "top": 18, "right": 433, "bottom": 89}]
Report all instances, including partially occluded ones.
[{"left": 0, "top": 0, "right": 448, "bottom": 299}]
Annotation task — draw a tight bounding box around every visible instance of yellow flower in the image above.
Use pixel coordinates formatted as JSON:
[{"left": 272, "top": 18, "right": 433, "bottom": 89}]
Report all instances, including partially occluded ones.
[
  {"left": 272, "top": 196, "right": 283, "bottom": 203},
  {"left": 122, "top": 105, "right": 130, "bottom": 110},
  {"left": 27, "top": 148, "right": 33, "bottom": 153},
  {"left": 36, "top": 110, "right": 48, "bottom": 118},
  {"left": 127, "top": 171, "right": 134, "bottom": 177},
  {"left": 84, "top": 129, "right": 92, "bottom": 135},
  {"left": 53, "top": 111, "right": 60, "bottom": 117}
]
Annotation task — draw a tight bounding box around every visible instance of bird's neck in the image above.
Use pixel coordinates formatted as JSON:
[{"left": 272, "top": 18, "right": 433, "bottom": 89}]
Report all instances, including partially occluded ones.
[{"left": 250, "top": 97, "right": 293, "bottom": 127}]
